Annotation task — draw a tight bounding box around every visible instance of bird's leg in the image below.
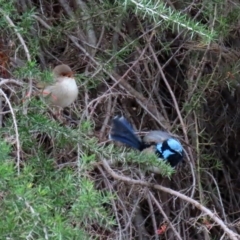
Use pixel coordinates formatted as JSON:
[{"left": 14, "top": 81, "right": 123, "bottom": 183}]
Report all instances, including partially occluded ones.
[{"left": 42, "top": 91, "right": 58, "bottom": 102}]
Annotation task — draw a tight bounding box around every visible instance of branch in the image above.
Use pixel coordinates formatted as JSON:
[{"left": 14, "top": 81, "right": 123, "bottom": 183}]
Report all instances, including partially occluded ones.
[
  {"left": 68, "top": 34, "right": 169, "bottom": 129},
  {"left": 124, "top": 0, "right": 214, "bottom": 42},
  {"left": 0, "top": 89, "right": 21, "bottom": 175},
  {"left": 0, "top": 8, "right": 31, "bottom": 61},
  {"left": 75, "top": 0, "right": 97, "bottom": 50},
  {"left": 101, "top": 158, "right": 240, "bottom": 240},
  {"left": 0, "top": 78, "right": 24, "bottom": 86}
]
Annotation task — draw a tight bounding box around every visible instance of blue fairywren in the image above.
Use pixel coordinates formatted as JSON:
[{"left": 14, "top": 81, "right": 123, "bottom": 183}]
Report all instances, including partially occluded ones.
[{"left": 109, "top": 116, "right": 183, "bottom": 167}]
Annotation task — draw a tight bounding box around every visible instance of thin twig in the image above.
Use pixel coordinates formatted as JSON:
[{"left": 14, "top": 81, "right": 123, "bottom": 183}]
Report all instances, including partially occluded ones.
[
  {"left": 0, "top": 78, "right": 24, "bottom": 86},
  {"left": 97, "top": 165, "right": 123, "bottom": 239},
  {"left": 0, "top": 95, "right": 2, "bottom": 127},
  {"left": 132, "top": 192, "right": 149, "bottom": 240},
  {"left": 99, "top": 96, "right": 117, "bottom": 140},
  {"left": 205, "top": 171, "right": 227, "bottom": 222},
  {"left": 146, "top": 192, "right": 158, "bottom": 240},
  {"left": 58, "top": 0, "right": 74, "bottom": 16},
  {"left": 0, "top": 89, "right": 21, "bottom": 175},
  {"left": 149, "top": 191, "right": 183, "bottom": 240}
]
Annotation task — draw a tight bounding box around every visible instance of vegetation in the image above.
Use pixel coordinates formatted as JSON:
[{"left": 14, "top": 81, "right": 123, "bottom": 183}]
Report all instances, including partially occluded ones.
[{"left": 0, "top": 0, "right": 240, "bottom": 239}]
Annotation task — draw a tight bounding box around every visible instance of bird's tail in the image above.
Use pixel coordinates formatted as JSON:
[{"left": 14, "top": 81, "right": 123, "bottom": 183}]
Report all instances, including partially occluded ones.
[{"left": 109, "top": 116, "right": 145, "bottom": 151}]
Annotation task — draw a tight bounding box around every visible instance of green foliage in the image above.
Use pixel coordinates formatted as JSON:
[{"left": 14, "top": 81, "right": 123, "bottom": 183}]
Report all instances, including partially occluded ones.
[
  {"left": 17, "top": 8, "right": 36, "bottom": 34},
  {"left": 71, "top": 178, "right": 115, "bottom": 227},
  {"left": 133, "top": 150, "right": 175, "bottom": 177},
  {"left": 0, "top": 140, "right": 11, "bottom": 161},
  {"left": 0, "top": 0, "right": 15, "bottom": 15},
  {"left": 0, "top": 156, "right": 91, "bottom": 239},
  {"left": 119, "top": 0, "right": 216, "bottom": 43},
  {"left": 81, "top": 75, "right": 103, "bottom": 90},
  {"left": 0, "top": 101, "right": 114, "bottom": 238},
  {"left": 200, "top": 0, "right": 240, "bottom": 38},
  {"left": 109, "top": 146, "right": 175, "bottom": 178},
  {"left": 14, "top": 61, "right": 41, "bottom": 79},
  {"left": 200, "top": 153, "right": 223, "bottom": 170}
]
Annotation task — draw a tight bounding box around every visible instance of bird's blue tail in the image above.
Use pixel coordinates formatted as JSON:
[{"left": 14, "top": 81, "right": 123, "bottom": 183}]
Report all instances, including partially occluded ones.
[{"left": 110, "top": 116, "right": 145, "bottom": 151}]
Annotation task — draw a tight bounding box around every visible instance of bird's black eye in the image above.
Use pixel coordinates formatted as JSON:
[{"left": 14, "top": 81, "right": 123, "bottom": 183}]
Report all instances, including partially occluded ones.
[{"left": 155, "top": 148, "right": 163, "bottom": 158}]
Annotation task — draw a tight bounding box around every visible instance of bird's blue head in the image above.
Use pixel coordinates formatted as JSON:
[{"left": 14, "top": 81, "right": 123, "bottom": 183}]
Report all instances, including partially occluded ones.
[{"left": 156, "top": 138, "right": 183, "bottom": 167}]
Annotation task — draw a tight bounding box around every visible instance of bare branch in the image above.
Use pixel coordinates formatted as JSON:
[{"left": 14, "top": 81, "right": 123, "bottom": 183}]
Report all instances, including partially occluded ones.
[
  {"left": 101, "top": 158, "right": 240, "bottom": 240},
  {"left": 0, "top": 8, "right": 31, "bottom": 61},
  {"left": 0, "top": 89, "right": 21, "bottom": 175}
]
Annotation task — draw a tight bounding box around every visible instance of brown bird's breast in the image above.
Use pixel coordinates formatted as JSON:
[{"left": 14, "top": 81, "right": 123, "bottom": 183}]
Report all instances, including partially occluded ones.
[{"left": 43, "top": 77, "right": 78, "bottom": 108}]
